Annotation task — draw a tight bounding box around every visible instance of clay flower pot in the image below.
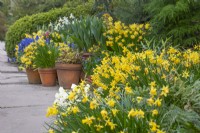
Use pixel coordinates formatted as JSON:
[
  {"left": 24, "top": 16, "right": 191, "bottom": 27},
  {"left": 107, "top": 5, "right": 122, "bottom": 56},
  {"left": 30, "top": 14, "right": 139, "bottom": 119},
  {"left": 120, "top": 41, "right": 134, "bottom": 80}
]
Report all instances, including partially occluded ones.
[
  {"left": 82, "top": 52, "right": 92, "bottom": 60},
  {"left": 38, "top": 68, "right": 57, "bottom": 86},
  {"left": 26, "top": 68, "right": 41, "bottom": 84},
  {"left": 81, "top": 52, "right": 92, "bottom": 81},
  {"left": 56, "top": 64, "right": 82, "bottom": 89},
  {"left": 80, "top": 72, "right": 93, "bottom": 83}
]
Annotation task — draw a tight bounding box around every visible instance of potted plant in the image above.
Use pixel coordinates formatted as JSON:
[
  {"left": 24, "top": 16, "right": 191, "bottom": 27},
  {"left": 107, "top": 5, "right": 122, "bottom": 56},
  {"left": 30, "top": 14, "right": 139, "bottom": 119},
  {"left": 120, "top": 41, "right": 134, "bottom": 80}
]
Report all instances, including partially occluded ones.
[
  {"left": 34, "top": 40, "right": 59, "bottom": 87},
  {"left": 81, "top": 45, "right": 103, "bottom": 82},
  {"left": 56, "top": 46, "right": 82, "bottom": 89},
  {"left": 15, "top": 32, "right": 43, "bottom": 84},
  {"left": 19, "top": 41, "right": 41, "bottom": 84}
]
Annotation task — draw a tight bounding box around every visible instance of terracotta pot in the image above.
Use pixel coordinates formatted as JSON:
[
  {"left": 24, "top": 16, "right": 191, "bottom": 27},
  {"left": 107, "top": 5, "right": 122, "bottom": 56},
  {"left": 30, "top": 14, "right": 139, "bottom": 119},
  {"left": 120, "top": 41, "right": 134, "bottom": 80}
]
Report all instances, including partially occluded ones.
[
  {"left": 81, "top": 52, "right": 92, "bottom": 81},
  {"left": 26, "top": 68, "right": 41, "bottom": 84},
  {"left": 56, "top": 63, "right": 82, "bottom": 89},
  {"left": 38, "top": 68, "right": 57, "bottom": 87},
  {"left": 80, "top": 71, "right": 85, "bottom": 81},
  {"left": 80, "top": 72, "right": 93, "bottom": 83},
  {"left": 82, "top": 52, "right": 92, "bottom": 60}
]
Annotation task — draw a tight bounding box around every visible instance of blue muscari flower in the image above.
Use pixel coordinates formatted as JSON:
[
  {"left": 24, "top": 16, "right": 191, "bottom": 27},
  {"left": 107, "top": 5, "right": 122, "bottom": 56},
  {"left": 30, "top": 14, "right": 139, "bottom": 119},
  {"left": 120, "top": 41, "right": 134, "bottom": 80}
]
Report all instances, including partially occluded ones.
[
  {"left": 35, "top": 36, "right": 39, "bottom": 40},
  {"left": 46, "top": 38, "right": 50, "bottom": 44},
  {"left": 8, "top": 57, "right": 16, "bottom": 63},
  {"left": 18, "top": 38, "right": 34, "bottom": 52},
  {"left": 68, "top": 43, "right": 76, "bottom": 49}
]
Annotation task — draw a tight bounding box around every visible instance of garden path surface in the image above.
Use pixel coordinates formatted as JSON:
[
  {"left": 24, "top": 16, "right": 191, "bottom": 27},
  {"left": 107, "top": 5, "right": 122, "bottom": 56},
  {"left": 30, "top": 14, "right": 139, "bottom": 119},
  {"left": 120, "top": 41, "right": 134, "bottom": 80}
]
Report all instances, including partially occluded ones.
[{"left": 0, "top": 41, "right": 58, "bottom": 133}]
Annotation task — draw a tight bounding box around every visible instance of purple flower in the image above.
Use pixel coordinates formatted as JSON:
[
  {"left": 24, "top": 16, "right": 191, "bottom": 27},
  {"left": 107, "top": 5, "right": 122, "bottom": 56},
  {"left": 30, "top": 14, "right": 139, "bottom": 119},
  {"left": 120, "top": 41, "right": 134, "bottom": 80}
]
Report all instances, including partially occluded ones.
[
  {"left": 68, "top": 43, "right": 76, "bottom": 49},
  {"left": 17, "top": 38, "right": 34, "bottom": 52},
  {"left": 7, "top": 57, "right": 16, "bottom": 63}
]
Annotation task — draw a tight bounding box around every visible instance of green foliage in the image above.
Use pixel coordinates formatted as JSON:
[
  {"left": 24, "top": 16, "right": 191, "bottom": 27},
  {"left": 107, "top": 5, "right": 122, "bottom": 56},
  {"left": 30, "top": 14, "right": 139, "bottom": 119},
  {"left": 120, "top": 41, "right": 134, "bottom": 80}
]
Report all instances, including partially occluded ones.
[
  {"left": 63, "top": 0, "right": 93, "bottom": 8},
  {"left": 10, "top": 0, "right": 66, "bottom": 21},
  {"left": 92, "top": 0, "right": 113, "bottom": 15},
  {"left": 93, "top": 0, "right": 200, "bottom": 47},
  {"left": 113, "top": 0, "right": 149, "bottom": 24},
  {"left": 34, "top": 43, "right": 59, "bottom": 68},
  {"left": 0, "top": 0, "right": 10, "bottom": 17},
  {"left": 69, "top": 16, "right": 106, "bottom": 52},
  {"left": 145, "top": 0, "right": 200, "bottom": 47},
  {"left": 140, "top": 37, "right": 174, "bottom": 53},
  {"left": 172, "top": 80, "right": 200, "bottom": 114},
  {"left": 5, "top": 3, "right": 93, "bottom": 58},
  {"left": 0, "top": 11, "right": 6, "bottom": 40},
  {"left": 82, "top": 46, "right": 104, "bottom": 76},
  {"left": 56, "top": 47, "right": 82, "bottom": 64},
  {"left": 162, "top": 105, "right": 200, "bottom": 132},
  {"left": 160, "top": 77, "right": 200, "bottom": 132}
]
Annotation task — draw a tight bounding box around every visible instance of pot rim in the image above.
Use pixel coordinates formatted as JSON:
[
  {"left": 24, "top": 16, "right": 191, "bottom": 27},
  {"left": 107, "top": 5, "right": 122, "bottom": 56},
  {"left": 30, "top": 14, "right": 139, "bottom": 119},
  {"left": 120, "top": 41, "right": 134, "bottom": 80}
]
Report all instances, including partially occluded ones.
[
  {"left": 38, "top": 68, "right": 56, "bottom": 70},
  {"left": 55, "top": 63, "right": 82, "bottom": 70}
]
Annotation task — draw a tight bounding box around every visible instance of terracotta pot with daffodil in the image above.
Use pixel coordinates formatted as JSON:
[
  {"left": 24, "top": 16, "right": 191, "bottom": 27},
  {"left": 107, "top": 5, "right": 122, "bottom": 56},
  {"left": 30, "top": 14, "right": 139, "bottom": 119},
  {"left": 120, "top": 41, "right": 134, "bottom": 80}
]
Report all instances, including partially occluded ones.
[
  {"left": 17, "top": 30, "right": 50, "bottom": 84},
  {"left": 33, "top": 41, "right": 59, "bottom": 86},
  {"left": 20, "top": 42, "right": 41, "bottom": 84},
  {"left": 56, "top": 46, "right": 82, "bottom": 89}
]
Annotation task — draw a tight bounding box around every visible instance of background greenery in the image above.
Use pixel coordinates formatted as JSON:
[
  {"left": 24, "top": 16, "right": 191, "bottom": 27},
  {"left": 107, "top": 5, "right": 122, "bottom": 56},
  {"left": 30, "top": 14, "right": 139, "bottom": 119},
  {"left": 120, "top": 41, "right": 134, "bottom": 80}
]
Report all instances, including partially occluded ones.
[
  {"left": 145, "top": 0, "right": 200, "bottom": 47},
  {"left": 1, "top": 0, "right": 200, "bottom": 56},
  {"left": 0, "top": 0, "right": 92, "bottom": 41},
  {"left": 0, "top": 11, "right": 6, "bottom": 40},
  {"left": 5, "top": 2, "right": 93, "bottom": 58},
  {"left": 93, "top": 0, "right": 200, "bottom": 47}
]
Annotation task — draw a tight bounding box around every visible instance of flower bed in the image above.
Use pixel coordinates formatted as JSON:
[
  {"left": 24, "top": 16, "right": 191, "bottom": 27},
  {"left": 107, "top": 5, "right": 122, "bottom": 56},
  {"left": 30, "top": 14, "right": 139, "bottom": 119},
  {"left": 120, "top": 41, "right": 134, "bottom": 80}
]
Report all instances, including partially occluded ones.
[
  {"left": 46, "top": 46, "right": 200, "bottom": 133},
  {"left": 12, "top": 12, "right": 200, "bottom": 132}
]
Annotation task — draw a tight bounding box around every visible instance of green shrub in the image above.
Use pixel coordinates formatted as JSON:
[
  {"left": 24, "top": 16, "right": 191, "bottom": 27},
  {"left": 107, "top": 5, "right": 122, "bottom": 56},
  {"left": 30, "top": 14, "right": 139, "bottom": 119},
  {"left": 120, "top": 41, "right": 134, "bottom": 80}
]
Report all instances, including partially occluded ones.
[
  {"left": 0, "top": 11, "right": 6, "bottom": 41},
  {"left": 145, "top": 0, "right": 200, "bottom": 47},
  {"left": 10, "top": 0, "right": 67, "bottom": 21},
  {"left": 113, "top": 0, "right": 149, "bottom": 24},
  {"left": 5, "top": 3, "right": 93, "bottom": 58}
]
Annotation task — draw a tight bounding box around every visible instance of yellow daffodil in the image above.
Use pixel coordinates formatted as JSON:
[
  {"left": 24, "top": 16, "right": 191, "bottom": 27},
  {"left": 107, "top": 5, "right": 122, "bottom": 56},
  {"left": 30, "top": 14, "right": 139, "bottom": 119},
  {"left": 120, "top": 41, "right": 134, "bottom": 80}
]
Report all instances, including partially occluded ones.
[
  {"left": 72, "top": 106, "right": 80, "bottom": 114},
  {"left": 128, "top": 108, "right": 144, "bottom": 118},
  {"left": 154, "top": 98, "right": 162, "bottom": 107},
  {"left": 82, "top": 116, "right": 95, "bottom": 126},
  {"left": 152, "top": 109, "right": 158, "bottom": 116},
  {"left": 94, "top": 124, "right": 104, "bottom": 131},
  {"left": 106, "top": 99, "right": 116, "bottom": 107},
  {"left": 182, "top": 70, "right": 189, "bottom": 78},
  {"left": 90, "top": 100, "right": 99, "bottom": 110},
  {"left": 101, "top": 109, "right": 108, "bottom": 119},
  {"left": 111, "top": 109, "right": 119, "bottom": 117},
  {"left": 150, "top": 86, "right": 157, "bottom": 97},
  {"left": 161, "top": 86, "right": 169, "bottom": 97},
  {"left": 46, "top": 105, "right": 58, "bottom": 117},
  {"left": 136, "top": 96, "right": 143, "bottom": 103},
  {"left": 48, "top": 129, "right": 54, "bottom": 133}
]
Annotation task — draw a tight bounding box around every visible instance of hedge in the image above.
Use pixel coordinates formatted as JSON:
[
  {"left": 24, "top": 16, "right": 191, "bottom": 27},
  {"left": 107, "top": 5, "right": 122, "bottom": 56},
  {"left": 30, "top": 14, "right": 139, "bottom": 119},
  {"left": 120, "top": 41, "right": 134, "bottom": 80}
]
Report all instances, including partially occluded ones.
[{"left": 5, "top": 3, "right": 93, "bottom": 58}]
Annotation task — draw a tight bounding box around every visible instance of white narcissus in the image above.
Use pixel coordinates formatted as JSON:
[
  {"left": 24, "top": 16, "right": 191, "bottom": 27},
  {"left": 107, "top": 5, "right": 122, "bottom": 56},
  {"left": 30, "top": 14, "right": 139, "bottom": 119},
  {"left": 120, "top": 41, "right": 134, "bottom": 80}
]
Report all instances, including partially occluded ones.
[
  {"left": 54, "top": 87, "right": 69, "bottom": 106},
  {"left": 71, "top": 84, "right": 77, "bottom": 90},
  {"left": 54, "top": 84, "right": 92, "bottom": 107}
]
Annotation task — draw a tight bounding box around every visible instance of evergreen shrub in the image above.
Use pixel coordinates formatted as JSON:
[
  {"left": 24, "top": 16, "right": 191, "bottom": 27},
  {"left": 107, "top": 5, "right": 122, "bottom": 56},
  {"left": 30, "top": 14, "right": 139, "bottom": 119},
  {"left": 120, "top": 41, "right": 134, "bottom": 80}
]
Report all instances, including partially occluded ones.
[{"left": 145, "top": 0, "right": 200, "bottom": 47}]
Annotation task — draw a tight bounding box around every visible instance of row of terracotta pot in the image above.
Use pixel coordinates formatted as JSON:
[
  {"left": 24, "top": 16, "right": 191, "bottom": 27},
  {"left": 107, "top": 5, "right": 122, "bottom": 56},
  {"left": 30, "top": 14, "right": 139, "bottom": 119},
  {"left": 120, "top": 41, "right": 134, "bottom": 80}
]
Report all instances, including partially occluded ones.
[{"left": 26, "top": 64, "right": 82, "bottom": 89}]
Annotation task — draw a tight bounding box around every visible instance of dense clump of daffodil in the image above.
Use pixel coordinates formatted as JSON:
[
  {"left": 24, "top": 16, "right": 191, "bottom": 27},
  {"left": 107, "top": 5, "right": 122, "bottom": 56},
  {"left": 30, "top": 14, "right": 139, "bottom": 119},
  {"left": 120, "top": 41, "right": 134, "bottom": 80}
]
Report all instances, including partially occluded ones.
[
  {"left": 20, "top": 42, "right": 38, "bottom": 69},
  {"left": 103, "top": 13, "right": 150, "bottom": 54},
  {"left": 16, "top": 30, "right": 66, "bottom": 69},
  {"left": 15, "top": 31, "right": 44, "bottom": 69},
  {"left": 92, "top": 46, "right": 200, "bottom": 91},
  {"left": 46, "top": 80, "right": 167, "bottom": 133},
  {"left": 20, "top": 40, "right": 68, "bottom": 69},
  {"left": 46, "top": 45, "right": 200, "bottom": 133}
]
